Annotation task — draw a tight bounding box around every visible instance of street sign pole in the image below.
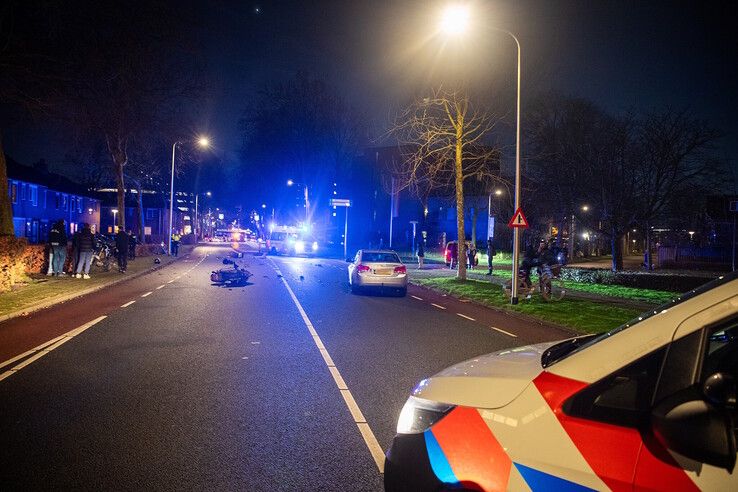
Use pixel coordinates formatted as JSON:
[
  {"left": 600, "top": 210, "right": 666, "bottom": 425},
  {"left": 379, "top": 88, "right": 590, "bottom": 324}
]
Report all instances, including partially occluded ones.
[
  {"left": 344, "top": 205, "right": 349, "bottom": 259},
  {"left": 331, "top": 198, "right": 352, "bottom": 259}
]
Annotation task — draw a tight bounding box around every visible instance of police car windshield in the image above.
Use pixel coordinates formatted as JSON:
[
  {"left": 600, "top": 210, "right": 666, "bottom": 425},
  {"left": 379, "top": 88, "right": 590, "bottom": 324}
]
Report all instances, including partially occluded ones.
[{"left": 542, "top": 272, "right": 738, "bottom": 367}]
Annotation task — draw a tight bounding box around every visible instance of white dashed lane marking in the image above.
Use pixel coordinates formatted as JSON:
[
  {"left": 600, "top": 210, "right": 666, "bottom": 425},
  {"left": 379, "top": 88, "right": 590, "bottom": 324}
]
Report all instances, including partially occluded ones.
[
  {"left": 156, "top": 285, "right": 165, "bottom": 290},
  {"left": 410, "top": 295, "right": 424, "bottom": 301},
  {"left": 491, "top": 326, "right": 518, "bottom": 337},
  {"left": 121, "top": 300, "right": 136, "bottom": 308},
  {"left": 456, "top": 313, "right": 476, "bottom": 321},
  {"left": 141, "top": 292, "right": 153, "bottom": 298},
  {"left": 430, "top": 303, "right": 447, "bottom": 310}
]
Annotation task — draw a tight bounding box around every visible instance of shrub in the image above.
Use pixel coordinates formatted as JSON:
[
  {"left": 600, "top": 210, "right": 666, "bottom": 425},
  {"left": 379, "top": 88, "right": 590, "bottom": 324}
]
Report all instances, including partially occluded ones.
[
  {"left": 0, "top": 235, "right": 30, "bottom": 292},
  {"left": 560, "top": 267, "right": 713, "bottom": 292}
]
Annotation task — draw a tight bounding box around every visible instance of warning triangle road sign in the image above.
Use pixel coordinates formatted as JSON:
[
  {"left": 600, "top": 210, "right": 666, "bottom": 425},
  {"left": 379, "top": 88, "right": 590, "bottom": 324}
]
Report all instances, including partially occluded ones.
[{"left": 508, "top": 207, "right": 529, "bottom": 228}]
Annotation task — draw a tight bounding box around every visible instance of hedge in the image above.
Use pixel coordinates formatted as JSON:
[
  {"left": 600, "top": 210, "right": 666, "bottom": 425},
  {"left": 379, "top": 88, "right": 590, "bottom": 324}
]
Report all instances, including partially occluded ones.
[{"left": 560, "top": 267, "right": 714, "bottom": 292}]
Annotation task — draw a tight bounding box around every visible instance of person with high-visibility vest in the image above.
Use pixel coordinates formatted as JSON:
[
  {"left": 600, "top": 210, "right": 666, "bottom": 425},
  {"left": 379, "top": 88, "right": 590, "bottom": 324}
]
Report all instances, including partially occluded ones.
[{"left": 171, "top": 232, "right": 181, "bottom": 257}]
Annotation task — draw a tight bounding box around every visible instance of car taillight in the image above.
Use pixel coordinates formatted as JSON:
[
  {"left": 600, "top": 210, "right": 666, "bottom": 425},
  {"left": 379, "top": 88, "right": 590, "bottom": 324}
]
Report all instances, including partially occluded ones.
[
  {"left": 357, "top": 264, "right": 371, "bottom": 273},
  {"left": 394, "top": 265, "right": 407, "bottom": 274}
]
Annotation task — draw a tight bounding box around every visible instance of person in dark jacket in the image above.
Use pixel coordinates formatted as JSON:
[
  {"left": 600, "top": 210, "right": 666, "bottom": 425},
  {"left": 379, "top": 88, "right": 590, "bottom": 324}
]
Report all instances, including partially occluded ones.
[
  {"left": 47, "top": 220, "right": 68, "bottom": 276},
  {"left": 416, "top": 240, "right": 425, "bottom": 269},
  {"left": 115, "top": 229, "right": 129, "bottom": 273},
  {"left": 486, "top": 238, "right": 496, "bottom": 276},
  {"left": 75, "top": 223, "right": 95, "bottom": 279},
  {"left": 127, "top": 230, "right": 137, "bottom": 260}
]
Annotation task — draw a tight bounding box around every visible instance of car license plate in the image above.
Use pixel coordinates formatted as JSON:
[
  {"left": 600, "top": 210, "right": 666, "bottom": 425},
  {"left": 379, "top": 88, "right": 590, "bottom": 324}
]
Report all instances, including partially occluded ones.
[{"left": 375, "top": 268, "right": 392, "bottom": 275}]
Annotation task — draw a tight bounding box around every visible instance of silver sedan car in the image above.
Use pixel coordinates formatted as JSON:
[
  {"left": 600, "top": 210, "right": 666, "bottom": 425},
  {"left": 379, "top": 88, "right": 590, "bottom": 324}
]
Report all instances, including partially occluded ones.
[{"left": 347, "top": 250, "right": 408, "bottom": 296}]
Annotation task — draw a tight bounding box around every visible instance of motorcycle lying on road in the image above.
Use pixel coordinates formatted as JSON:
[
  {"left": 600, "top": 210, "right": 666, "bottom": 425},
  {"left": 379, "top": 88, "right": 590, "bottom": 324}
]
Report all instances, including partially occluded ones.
[{"left": 211, "top": 258, "right": 252, "bottom": 286}]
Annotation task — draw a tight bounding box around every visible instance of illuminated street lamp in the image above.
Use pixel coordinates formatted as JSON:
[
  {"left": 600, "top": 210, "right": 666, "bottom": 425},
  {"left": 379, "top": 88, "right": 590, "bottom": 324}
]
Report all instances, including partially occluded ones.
[
  {"left": 439, "top": 5, "right": 522, "bottom": 303},
  {"left": 112, "top": 208, "right": 118, "bottom": 233},
  {"left": 440, "top": 4, "right": 470, "bottom": 36},
  {"left": 169, "top": 136, "right": 210, "bottom": 255},
  {"left": 287, "top": 179, "right": 310, "bottom": 224}
]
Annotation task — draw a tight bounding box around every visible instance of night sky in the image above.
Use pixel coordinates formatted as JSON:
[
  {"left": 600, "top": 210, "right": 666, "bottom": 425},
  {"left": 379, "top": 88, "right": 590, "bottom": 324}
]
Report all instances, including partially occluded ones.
[{"left": 4, "top": 0, "right": 737, "bottom": 186}]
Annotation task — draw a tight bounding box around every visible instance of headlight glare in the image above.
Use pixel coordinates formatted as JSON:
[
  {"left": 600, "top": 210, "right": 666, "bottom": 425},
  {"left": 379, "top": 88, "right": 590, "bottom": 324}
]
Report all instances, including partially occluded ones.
[{"left": 396, "top": 396, "right": 454, "bottom": 434}]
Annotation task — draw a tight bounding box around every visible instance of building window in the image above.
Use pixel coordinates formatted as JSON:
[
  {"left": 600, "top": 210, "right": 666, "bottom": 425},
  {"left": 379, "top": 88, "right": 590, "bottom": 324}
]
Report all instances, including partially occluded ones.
[
  {"left": 63, "top": 194, "right": 68, "bottom": 211},
  {"left": 29, "top": 185, "right": 38, "bottom": 206},
  {"left": 43, "top": 190, "right": 47, "bottom": 209},
  {"left": 10, "top": 182, "right": 18, "bottom": 204},
  {"left": 146, "top": 209, "right": 155, "bottom": 219},
  {"left": 78, "top": 197, "right": 83, "bottom": 213},
  {"left": 70, "top": 196, "right": 76, "bottom": 213},
  {"left": 21, "top": 183, "right": 27, "bottom": 200},
  {"left": 55, "top": 193, "right": 61, "bottom": 209}
]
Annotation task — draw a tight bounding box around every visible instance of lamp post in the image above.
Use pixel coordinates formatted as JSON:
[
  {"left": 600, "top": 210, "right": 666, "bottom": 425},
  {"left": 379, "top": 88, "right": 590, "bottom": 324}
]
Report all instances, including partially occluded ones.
[
  {"left": 112, "top": 208, "right": 118, "bottom": 234},
  {"left": 169, "top": 137, "right": 210, "bottom": 255},
  {"left": 194, "top": 191, "right": 212, "bottom": 241},
  {"left": 439, "top": 5, "right": 522, "bottom": 303},
  {"left": 287, "top": 179, "right": 310, "bottom": 225}
]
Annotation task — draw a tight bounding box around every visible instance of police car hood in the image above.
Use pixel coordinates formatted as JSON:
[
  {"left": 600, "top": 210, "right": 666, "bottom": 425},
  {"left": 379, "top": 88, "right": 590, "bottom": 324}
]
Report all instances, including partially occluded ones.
[{"left": 412, "top": 342, "right": 558, "bottom": 409}]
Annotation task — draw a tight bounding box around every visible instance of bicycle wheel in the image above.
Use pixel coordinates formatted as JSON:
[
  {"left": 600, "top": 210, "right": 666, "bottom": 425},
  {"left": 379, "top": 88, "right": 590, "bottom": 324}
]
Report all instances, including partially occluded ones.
[
  {"left": 540, "top": 275, "right": 553, "bottom": 301},
  {"left": 549, "top": 276, "right": 566, "bottom": 301}
]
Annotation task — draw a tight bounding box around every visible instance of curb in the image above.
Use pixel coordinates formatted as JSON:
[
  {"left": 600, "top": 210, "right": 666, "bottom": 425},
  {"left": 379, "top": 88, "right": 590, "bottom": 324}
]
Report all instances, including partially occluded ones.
[
  {"left": 409, "top": 280, "right": 581, "bottom": 338},
  {"left": 0, "top": 253, "right": 191, "bottom": 324}
]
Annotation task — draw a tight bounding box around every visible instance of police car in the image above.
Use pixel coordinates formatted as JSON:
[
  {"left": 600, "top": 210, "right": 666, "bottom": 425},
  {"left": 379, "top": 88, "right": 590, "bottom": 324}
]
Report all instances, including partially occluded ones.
[{"left": 385, "top": 272, "right": 737, "bottom": 491}]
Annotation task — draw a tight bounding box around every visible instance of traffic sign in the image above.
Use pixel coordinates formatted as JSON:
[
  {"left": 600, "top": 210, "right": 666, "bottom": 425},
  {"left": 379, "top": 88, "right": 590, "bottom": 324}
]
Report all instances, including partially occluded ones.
[
  {"left": 508, "top": 207, "right": 529, "bottom": 228},
  {"left": 331, "top": 198, "right": 351, "bottom": 207}
]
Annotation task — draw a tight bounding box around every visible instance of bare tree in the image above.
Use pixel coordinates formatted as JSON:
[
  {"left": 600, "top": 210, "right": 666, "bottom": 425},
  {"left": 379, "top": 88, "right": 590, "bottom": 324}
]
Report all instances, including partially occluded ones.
[
  {"left": 632, "top": 109, "right": 725, "bottom": 268},
  {"left": 389, "top": 88, "right": 500, "bottom": 280}
]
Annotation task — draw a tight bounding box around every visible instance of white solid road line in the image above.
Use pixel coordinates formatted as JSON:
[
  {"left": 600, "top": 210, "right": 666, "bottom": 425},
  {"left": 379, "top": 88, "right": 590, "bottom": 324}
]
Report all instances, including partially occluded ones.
[
  {"left": 491, "top": 326, "right": 518, "bottom": 338},
  {"left": 121, "top": 300, "right": 136, "bottom": 308},
  {"left": 0, "top": 316, "right": 107, "bottom": 382},
  {"left": 430, "top": 303, "right": 447, "bottom": 310},
  {"left": 410, "top": 295, "right": 424, "bottom": 301},
  {"left": 456, "top": 313, "right": 476, "bottom": 321},
  {"left": 141, "top": 291, "right": 153, "bottom": 298},
  {"left": 271, "top": 259, "right": 385, "bottom": 474},
  {"left": 0, "top": 335, "right": 65, "bottom": 370}
]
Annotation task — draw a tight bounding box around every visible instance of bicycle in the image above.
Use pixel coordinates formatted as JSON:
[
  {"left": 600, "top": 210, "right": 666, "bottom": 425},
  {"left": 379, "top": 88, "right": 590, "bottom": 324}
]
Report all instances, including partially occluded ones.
[{"left": 503, "top": 264, "right": 566, "bottom": 301}]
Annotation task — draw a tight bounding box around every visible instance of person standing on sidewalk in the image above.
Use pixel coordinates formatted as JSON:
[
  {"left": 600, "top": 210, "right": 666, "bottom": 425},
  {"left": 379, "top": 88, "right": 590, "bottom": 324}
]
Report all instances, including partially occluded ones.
[
  {"left": 127, "top": 230, "right": 137, "bottom": 260},
  {"left": 416, "top": 240, "right": 425, "bottom": 269},
  {"left": 75, "top": 223, "right": 95, "bottom": 279},
  {"left": 50, "top": 220, "right": 68, "bottom": 277},
  {"left": 115, "top": 229, "right": 129, "bottom": 273},
  {"left": 486, "top": 238, "right": 496, "bottom": 276}
]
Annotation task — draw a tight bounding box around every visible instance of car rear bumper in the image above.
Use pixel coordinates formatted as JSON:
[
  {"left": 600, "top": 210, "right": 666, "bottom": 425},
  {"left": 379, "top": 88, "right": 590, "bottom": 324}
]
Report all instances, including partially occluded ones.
[
  {"left": 385, "top": 433, "right": 445, "bottom": 491},
  {"left": 355, "top": 274, "right": 407, "bottom": 288}
]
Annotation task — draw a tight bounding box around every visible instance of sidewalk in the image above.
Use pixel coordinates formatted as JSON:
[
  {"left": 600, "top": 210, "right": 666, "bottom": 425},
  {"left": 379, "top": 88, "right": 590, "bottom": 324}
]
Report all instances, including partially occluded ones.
[{"left": 0, "top": 247, "right": 192, "bottom": 322}]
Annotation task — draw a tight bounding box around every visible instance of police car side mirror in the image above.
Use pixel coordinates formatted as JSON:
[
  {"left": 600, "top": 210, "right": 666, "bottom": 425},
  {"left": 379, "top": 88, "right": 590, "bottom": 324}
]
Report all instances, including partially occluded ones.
[
  {"left": 651, "top": 386, "right": 736, "bottom": 471},
  {"left": 703, "top": 373, "right": 736, "bottom": 410}
]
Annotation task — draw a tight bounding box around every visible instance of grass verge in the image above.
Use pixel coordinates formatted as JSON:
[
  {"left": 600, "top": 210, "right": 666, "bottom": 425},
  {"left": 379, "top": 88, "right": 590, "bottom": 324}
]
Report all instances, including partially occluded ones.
[{"left": 413, "top": 277, "right": 642, "bottom": 334}]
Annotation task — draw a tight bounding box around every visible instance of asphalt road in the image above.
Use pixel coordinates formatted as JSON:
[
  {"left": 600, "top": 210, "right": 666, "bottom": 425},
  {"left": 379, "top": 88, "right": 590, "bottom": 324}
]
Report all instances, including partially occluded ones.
[{"left": 0, "top": 244, "right": 569, "bottom": 490}]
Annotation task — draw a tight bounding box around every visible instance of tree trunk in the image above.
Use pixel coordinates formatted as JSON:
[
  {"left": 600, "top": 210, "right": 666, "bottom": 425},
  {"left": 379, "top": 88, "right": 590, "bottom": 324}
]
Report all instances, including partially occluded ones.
[
  {"left": 106, "top": 136, "right": 127, "bottom": 231},
  {"left": 644, "top": 223, "right": 652, "bottom": 270},
  {"left": 471, "top": 207, "right": 478, "bottom": 246},
  {"left": 0, "top": 133, "right": 15, "bottom": 236},
  {"left": 611, "top": 227, "right": 623, "bottom": 271},
  {"left": 568, "top": 213, "right": 575, "bottom": 261},
  {"left": 455, "top": 124, "right": 466, "bottom": 281}
]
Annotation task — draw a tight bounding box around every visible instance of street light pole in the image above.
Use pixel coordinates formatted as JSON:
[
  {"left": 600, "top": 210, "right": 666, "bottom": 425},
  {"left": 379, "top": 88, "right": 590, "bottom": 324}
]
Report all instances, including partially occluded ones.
[
  {"left": 168, "top": 141, "right": 178, "bottom": 256},
  {"left": 492, "top": 29, "right": 522, "bottom": 305}
]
